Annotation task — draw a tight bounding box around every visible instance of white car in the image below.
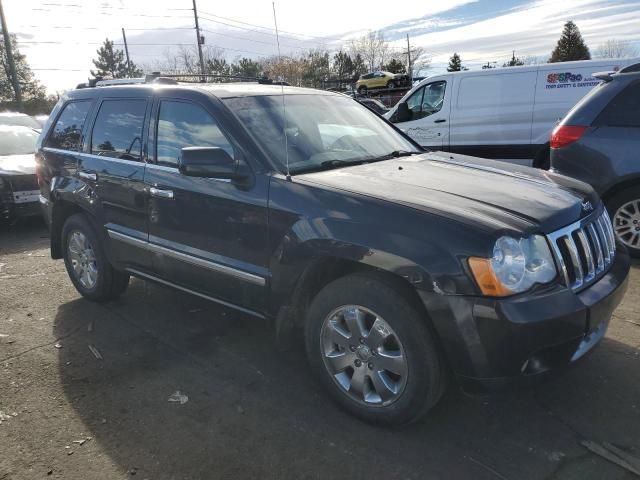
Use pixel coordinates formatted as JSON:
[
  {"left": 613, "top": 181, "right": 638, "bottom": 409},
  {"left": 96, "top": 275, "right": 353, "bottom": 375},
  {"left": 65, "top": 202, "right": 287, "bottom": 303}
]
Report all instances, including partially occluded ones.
[
  {"left": 0, "top": 125, "right": 40, "bottom": 223},
  {"left": 385, "top": 58, "right": 639, "bottom": 168},
  {"left": 0, "top": 111, "right": 42, "bottom": 130}
]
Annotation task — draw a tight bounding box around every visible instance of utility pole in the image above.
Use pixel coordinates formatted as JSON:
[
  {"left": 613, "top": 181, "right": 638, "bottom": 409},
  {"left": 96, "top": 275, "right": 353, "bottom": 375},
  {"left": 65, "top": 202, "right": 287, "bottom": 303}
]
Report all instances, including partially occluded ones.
[
  {"left": 406, "top": 34, "right": 412, "bottom": 83},
  {"left": 0, "top": 0, "right": 22, "bottom": 108},
  {"left": 121, "top": 28, "right": 132, "bottom": 77},
  {"left": 192, "top": 0, "right": 205, "bottom": 77}
]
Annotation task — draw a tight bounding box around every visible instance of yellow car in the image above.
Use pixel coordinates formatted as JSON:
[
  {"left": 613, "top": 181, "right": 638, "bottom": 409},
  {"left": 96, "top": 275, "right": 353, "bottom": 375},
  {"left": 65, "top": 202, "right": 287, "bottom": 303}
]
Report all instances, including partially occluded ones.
[{"left": 356, "top": 71, "right": 408, "bottom": 93}]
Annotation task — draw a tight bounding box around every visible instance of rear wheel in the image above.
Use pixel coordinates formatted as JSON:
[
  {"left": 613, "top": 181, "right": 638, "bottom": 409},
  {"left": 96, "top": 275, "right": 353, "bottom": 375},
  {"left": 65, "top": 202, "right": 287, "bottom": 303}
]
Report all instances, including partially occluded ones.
[
  {"left": 62, "top": 214, "right": 130, "bottom": 301},
  {"left": 305, "top": 273, "right": 446, "bottom": 425},
  {"left": 386, "top": 80, "right": 395, "bottom": 89},
  {"left": 607, "top": 187, "right": 640, "bottom": 258},
  {"left": 357, "top": 85, "right": 367, "bottom": 95}
]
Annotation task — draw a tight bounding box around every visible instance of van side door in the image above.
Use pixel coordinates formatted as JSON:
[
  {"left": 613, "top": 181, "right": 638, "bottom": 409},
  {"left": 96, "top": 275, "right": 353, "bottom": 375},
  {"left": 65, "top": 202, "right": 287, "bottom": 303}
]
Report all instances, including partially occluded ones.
[
  {"left": 79, "top": 94, "right": 153, "bottom": 272},
  {"left": 143, "top": 95, "right": 269, "bottom": 315},
  {"left": 449, "top": 72, "right": 536, "bottom": 164},
  {"left": 390, "top": 80, "right": 449, "bottom": 150}
]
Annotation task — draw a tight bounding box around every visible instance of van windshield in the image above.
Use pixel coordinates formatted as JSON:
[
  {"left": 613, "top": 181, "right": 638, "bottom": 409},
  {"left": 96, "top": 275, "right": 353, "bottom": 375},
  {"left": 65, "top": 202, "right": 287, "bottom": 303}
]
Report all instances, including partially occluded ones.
[{"left": 223, "top": 94, "right": 421, "bottom": 174}]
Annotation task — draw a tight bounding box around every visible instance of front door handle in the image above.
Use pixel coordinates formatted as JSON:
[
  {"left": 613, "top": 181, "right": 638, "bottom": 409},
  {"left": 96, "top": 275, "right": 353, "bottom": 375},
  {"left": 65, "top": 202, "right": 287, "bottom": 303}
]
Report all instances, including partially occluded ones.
[
  {"left": 434, "top": 119, "right": 447, "bottom": 123},
  {"left": 149, "top": 187, "right": 174, "bottom": 199},
  {"left": 78, "top": 171, "right": 97, "bottom": 181}
]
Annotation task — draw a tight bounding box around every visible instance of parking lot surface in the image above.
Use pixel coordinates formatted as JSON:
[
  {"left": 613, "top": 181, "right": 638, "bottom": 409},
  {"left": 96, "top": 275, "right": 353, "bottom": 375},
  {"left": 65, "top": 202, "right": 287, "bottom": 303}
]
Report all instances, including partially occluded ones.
[{"left": 1, "top": 219, "right": 639, "bottom": 480}]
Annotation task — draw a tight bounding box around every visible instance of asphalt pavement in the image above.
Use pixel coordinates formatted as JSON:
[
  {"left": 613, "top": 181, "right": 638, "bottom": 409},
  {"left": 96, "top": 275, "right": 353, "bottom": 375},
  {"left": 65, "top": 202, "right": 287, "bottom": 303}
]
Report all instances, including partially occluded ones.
[{"left": 1, "top": 219, "right": 639, "bottom": 480}]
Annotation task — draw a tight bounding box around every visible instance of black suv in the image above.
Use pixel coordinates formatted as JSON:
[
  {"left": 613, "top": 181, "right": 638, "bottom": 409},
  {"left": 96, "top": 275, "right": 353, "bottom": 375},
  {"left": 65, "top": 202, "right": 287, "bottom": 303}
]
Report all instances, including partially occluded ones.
[
  {"left": 550, "top": 63, "right": 640, "bottom": 257},
  {"left": 37, "top": 78, "right": 630, "bottom": 425}
]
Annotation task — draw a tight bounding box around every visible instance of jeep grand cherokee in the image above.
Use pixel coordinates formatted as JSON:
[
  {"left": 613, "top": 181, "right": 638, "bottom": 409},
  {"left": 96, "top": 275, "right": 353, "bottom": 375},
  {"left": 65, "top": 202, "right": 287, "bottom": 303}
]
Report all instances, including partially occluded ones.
[{"left": 37, "top": 78, "right": 630, "bottom": 425}]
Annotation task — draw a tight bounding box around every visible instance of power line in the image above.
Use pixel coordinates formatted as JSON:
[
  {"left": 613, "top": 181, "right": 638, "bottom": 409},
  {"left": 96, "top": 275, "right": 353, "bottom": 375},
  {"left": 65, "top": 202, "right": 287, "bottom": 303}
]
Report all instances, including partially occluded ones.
[
  {"left": 16, "top": 25, "right": 194, "bottom": 31},
  {"left": 198, "top": 9, "right": 347, "bottom": 43}
]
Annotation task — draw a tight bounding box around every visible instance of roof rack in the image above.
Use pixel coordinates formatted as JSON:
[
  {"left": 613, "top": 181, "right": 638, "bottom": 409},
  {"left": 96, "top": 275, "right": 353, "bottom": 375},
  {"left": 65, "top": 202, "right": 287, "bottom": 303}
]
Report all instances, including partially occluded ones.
[
  {"left": 76, "top": 72, "right": 289, "bottom": 89},
  {"left": 592, "top": 71, "right": 616, "bottom": 82}
]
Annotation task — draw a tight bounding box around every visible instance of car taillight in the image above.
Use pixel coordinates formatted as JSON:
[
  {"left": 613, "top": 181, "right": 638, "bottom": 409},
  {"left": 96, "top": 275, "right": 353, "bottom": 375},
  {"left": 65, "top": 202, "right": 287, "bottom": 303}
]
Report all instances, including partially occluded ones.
[{"left": 550, "top": 125, "right": 587, "bottom": 149}]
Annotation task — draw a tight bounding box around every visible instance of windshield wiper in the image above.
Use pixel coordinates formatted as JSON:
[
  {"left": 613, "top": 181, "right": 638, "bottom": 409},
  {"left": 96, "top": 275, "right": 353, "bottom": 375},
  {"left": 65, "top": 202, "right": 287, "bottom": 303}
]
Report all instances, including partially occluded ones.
[
  {"left": 292, "top": 151, "right": 418, "bottom": 175},
  {"left": 370, "top": 150, "right": 417, "bottom": 161},
  {"left": 319, "top": 159, "right": 366, "bottom": 168}
]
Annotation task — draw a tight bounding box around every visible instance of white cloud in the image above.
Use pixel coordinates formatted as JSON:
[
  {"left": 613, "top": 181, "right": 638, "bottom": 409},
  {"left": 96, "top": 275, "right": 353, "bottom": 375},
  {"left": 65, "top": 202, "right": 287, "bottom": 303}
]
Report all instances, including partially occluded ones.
[{"left": 3, "top": 0, "right": 640, "bottom": 93}]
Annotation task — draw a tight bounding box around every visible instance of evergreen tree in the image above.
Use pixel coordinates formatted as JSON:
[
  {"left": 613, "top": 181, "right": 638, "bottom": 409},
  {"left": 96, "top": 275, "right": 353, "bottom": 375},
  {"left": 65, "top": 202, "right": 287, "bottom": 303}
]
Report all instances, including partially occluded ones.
[
  {"left": 351, "top": 54, "right": 367, "bottom": 80},
  {"left": 382, "top": 58, "right": 405, "bottom": 74},
  {"left": 0, "top": 33, "right": 56, "bottom": 113},
  {"left": 503, "top": 50, "right": 525, "bottom": 67},
  {"left": 447, "top": 53, "right": 464, "bottom": 72},
  {"left": 90, "top": 38, "right": 142, "bottom": 79},
  {"left": 230, "top": 57, "right": 262, "bottom": 78},
  {"left": 549, "top": 21, "right": 591, "bottom": 63},
  {"left": 332, "top": 50, "right": 354, "bottom": 80}
]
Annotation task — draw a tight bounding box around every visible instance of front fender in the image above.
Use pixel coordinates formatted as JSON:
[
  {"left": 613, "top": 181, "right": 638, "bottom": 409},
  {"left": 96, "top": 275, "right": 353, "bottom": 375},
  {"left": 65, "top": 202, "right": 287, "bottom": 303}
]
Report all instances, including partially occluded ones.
[{"left": 267, "top": 176, "right": 488, "bottom": 314}]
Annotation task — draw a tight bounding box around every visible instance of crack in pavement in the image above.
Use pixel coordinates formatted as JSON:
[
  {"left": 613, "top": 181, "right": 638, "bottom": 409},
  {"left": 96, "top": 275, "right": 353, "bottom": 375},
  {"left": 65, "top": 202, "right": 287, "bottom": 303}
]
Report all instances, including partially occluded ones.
[{"left": 0, "top": 324, "right": 85, "bottom": 363}]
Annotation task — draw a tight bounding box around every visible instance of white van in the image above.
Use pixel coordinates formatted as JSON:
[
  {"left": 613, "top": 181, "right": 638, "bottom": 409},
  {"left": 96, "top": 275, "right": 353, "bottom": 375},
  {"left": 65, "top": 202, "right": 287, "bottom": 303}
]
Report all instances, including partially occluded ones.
[{"left": 384, "top": 58, "right": 638, "bottom": 167}]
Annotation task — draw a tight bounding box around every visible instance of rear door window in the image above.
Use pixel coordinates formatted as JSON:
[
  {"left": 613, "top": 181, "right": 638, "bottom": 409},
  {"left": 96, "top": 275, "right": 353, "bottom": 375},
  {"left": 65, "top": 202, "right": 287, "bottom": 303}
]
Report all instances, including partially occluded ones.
[
  {"left": 90, "top": 99, "right": 147, "bottom": 161},
  {"left": 46, "top": 100, "right": 92, "bottom": 151},
  {"left": 596, "top": 82, "right": 640, "bottom": 127},
  {"left": 155, "top": 100, "right": 233, "bottom": 168}
]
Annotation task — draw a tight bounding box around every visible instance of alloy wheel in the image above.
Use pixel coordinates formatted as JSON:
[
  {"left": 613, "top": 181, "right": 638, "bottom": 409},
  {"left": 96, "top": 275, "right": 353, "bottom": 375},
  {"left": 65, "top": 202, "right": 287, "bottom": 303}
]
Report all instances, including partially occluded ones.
[
  {"left": 320, "top": 305, "right": 408, "bottom": 406},
  {"left": 67, "top": 230, "right": 98, "bottom": 289},
  {"left": 613, "top": 199, "right": 640, "bottom": 249}
]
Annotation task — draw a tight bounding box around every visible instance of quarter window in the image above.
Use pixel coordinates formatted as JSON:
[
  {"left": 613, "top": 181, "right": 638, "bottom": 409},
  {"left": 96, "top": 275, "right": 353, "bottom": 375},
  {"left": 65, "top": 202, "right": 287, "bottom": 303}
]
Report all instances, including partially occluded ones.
[
  {"left": 91, "top": 99, "right": 147, "bottom": 161},
  {"left": 155, "top": 101, "right": 233, "bottom": 168},
  {"left": 46, "top": 100, "right": 92, "bottom": 151},
  {"left": 597, "top": 82, "right": 640, "bottom": 127}
]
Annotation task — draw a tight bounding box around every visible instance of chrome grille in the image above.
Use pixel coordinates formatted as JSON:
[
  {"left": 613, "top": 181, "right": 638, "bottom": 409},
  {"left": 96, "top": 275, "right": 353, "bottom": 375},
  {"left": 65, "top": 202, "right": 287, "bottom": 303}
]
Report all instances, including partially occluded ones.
[{"left": 547, "top": 209, "right": 616, "bottom": 291}]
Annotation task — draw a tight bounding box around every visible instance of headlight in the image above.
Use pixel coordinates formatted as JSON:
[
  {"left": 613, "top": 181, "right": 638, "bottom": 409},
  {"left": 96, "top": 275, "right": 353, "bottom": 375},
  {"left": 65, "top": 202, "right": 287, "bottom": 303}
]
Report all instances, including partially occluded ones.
[{"left": 469, "top": 235, "right": 557, "bottom": 296}]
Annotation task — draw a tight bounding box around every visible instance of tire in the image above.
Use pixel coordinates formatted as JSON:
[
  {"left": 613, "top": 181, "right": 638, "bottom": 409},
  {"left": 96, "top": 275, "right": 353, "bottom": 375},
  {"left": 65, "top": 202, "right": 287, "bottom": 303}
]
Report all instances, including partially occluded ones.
[
  {"left": 606, "top": 186, "right": 640, "bottom": 258},
  {"left": 386, "top": 80, "right": 395, "bottom": 89},
  {"left": 62, "top": 213, "right": 130, "bottom": 301},
  {"left": 305, "top": 272, "right": 446, "bottom": 425},
  {"left": 357, "top": 86, "right": 367, "bottom": 95}
]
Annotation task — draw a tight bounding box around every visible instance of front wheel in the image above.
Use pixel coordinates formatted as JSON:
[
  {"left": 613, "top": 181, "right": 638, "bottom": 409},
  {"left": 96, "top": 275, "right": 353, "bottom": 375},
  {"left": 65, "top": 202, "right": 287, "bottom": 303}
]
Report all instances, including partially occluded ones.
[
  {"left": 305, "top": 273, "right": 446, "bottom": 425},
  {"left": 62, "top": 213, "right": 130, "bottom": 301},
  {"left": 357, "top": 86, "right": 367, "bottom": 95},
  {"left": 607, "top": 187, "right": 640, "bottom": 258}
]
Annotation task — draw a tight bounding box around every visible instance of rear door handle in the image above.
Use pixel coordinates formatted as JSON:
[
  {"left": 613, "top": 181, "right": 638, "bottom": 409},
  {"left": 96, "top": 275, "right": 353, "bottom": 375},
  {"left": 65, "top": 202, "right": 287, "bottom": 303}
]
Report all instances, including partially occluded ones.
[
  {"left": 78, "top": 171, "right": 97, "bottom": 181},
  {"left": 149, "top": 187, "right": 174, "bottom": 199},
  {"left": 434, "top": 119, "right": 447, "bottom": 123}
]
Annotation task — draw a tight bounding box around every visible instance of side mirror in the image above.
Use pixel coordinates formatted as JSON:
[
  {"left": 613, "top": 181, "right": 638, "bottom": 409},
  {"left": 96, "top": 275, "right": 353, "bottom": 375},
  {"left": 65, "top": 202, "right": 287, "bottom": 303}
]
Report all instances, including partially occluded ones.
[
  {"left": 178, "top": 147, "right": 245, "bottom": 179},
  {"left": 394, "top": 102, "right": 411, "bottom": 123}
]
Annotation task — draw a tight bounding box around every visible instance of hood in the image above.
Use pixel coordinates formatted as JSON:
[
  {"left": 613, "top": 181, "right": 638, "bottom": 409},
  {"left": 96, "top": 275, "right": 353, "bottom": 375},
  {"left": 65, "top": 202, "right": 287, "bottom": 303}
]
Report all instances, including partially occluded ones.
[
  {"left": 296, "top": 152, "right": 598, "bottom": 234},
  {"left": 0, "top": 154, "right": 36, "bottom": 176}
]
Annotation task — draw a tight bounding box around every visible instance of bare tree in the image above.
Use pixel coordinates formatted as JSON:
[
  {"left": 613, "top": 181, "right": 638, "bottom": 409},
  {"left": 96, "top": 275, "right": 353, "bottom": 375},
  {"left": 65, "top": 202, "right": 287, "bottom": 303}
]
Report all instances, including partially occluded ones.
[
  {"left": 349, "top": 31, "right": 390, "bottom": 72},
  {"left": 596, "top": 39, "right": 638, "bottom": 59},
  {"left": 522, "top": 55, "right": 542, "bottom": 65},
  {"left": 409, "top": 46, "right": 431, "bottom": 77}
]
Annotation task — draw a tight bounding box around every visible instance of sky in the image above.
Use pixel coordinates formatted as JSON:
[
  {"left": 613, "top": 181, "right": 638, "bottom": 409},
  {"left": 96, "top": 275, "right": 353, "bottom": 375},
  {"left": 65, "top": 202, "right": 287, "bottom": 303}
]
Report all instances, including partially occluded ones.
[{"left": 4, "top": 0, "right": 640, "bottom": 93}]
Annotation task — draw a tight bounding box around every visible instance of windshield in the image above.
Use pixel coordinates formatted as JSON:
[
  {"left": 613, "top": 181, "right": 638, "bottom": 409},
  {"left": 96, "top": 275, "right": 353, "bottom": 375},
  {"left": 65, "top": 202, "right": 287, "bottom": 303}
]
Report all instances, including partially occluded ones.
[
  {"left": 0, "top": 126, "right": 39, "bottom": 155},
  {"left": 223, "top": 94, "right": 420, "bottom": 174}
]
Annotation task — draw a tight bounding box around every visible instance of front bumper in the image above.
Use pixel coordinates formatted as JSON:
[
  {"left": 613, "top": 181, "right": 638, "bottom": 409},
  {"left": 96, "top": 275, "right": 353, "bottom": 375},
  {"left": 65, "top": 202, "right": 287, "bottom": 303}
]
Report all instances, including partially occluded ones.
[
  {"left": 426, "top": 245, "right": 630, "bottom": 391},
  {"left": 1, "top": 191, "right": 42, "bottom": 220}
]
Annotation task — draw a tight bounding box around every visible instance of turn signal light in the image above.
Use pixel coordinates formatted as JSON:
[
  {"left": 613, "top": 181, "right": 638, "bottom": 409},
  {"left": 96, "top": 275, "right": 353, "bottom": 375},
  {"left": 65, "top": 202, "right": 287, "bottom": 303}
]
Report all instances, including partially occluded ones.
[
  {"left": 468, "top": 257, "right": 513, "bottom": 297},
  {"left": 550, "top": 125, "right": 587, "bottom": 149}
]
